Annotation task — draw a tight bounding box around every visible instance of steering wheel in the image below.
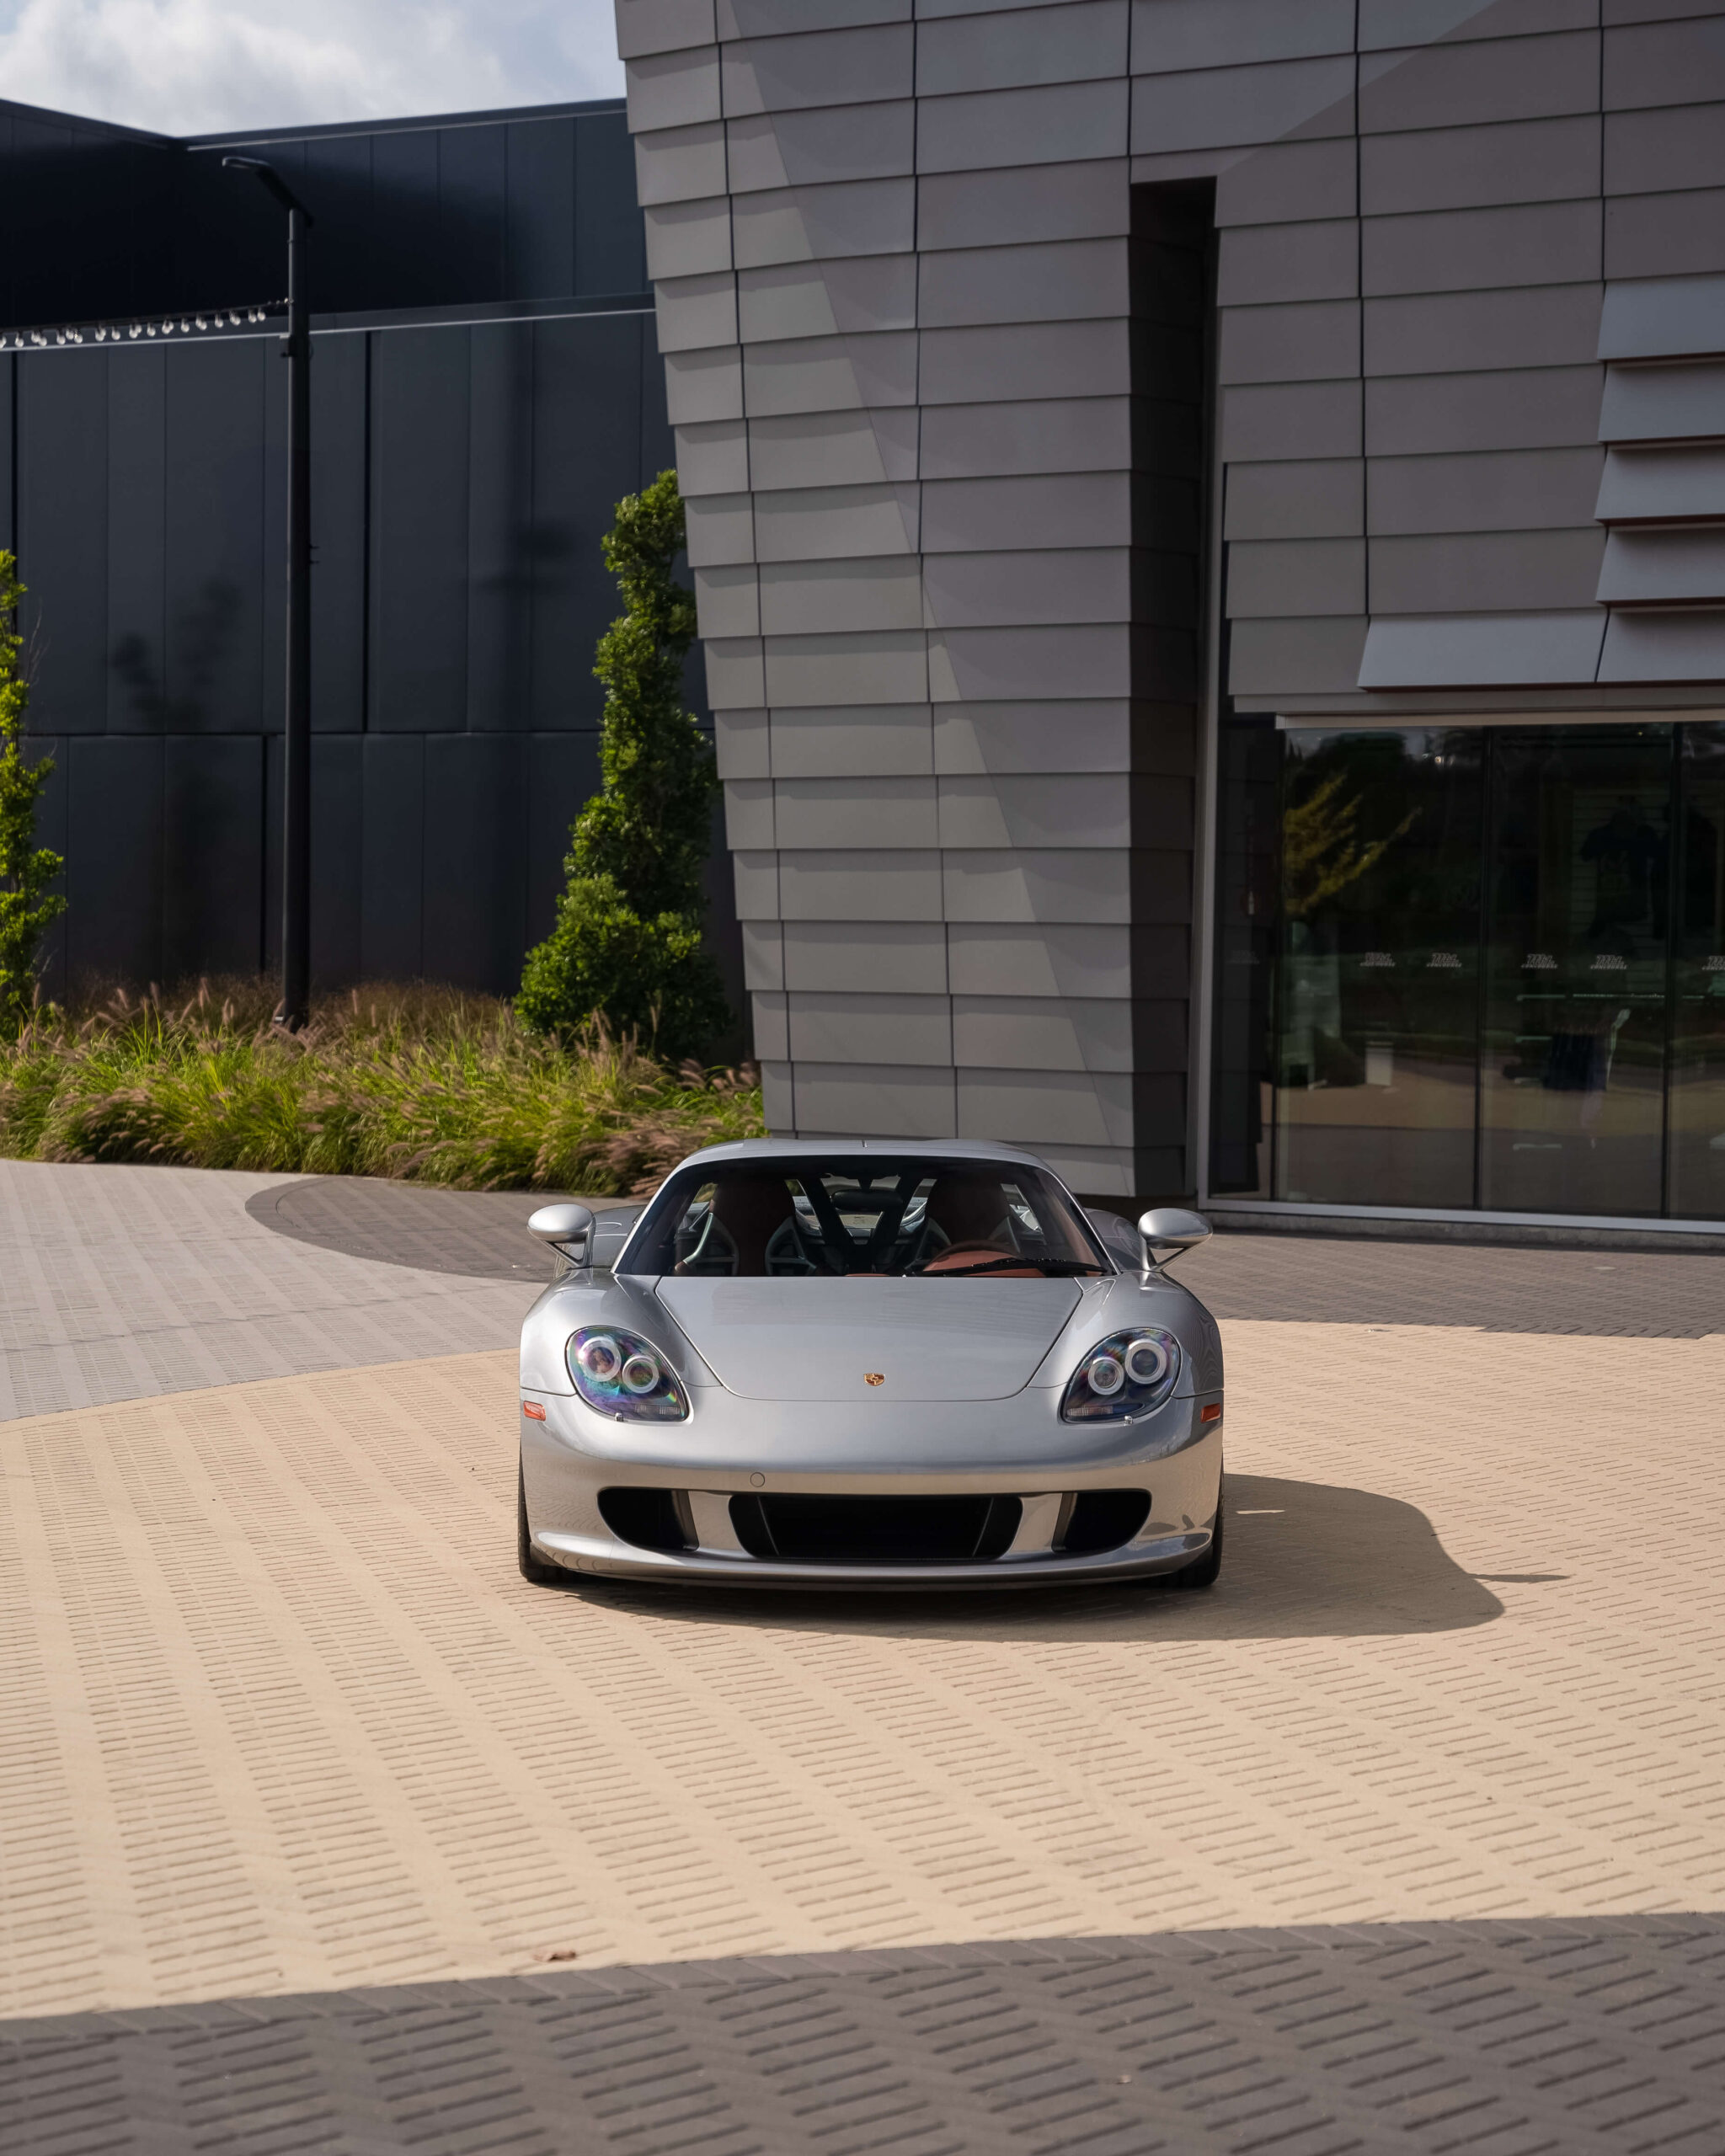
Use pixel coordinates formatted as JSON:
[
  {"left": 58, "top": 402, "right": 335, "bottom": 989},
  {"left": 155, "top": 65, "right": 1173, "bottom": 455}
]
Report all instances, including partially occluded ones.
[{"left": 763, "top": 1218, "right": 822, "bottom": 1275}]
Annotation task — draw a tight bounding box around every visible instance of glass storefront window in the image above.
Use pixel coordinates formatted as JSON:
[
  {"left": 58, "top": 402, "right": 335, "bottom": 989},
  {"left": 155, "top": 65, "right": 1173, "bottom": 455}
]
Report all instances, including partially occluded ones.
[
  {"left": 1209, "top": 718, "right": 1278, "bottom": 1195},
  {"left": 1208, "top": 716, "right": 1725, "bottom": 1224},
  {"left": 1273, "top": 728, "right": 1482, "bottom": 1209},
  {"left": 1480, "top": 728, "right": 1672, "bottom": 1218},
  {"left": 1669, "top": 723, "right": 1725, "bottom": 1219}
]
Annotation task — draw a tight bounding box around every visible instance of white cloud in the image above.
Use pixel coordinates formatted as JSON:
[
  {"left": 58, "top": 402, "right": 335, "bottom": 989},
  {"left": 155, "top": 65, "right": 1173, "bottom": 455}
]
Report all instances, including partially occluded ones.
[{"left": 0, "top": 0, "right": 626, "bottom": 136}]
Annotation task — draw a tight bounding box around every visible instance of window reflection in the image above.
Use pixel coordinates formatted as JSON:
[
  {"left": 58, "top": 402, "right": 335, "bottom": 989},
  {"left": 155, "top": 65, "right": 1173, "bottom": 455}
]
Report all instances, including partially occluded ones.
[
  {"left": 1208, "top": 718, "right": 1725, "bottom": 1221},
  {"left": 1210, "top": 719, "right": 1278, "bottom": 1196},
  {"left": 1273, "top": 729, "right": 1482, "bottom": 1209},
  {"left": 1669, "top": 723, "right": 1725, "bottom": 1219},
  {"left": 1479, "top": 729, "right": 1671, "bottom": 1218}
]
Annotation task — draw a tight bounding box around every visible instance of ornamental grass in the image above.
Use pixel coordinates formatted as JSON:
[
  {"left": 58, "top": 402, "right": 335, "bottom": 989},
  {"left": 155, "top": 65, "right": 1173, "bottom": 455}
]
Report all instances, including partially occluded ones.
[{"left": 0, "top": 979, "right": 762, "bottom": 1196}]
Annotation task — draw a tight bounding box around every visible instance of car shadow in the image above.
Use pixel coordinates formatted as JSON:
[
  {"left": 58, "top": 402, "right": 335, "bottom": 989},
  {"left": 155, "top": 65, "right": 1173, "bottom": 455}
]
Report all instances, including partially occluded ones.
[{"left": 569, "top": 1473, "right": 1504, "bottom": 1642}]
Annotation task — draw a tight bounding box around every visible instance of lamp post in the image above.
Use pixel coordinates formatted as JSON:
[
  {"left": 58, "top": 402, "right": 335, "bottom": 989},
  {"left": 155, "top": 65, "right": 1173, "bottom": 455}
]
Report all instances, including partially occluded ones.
[{"left": 223, "top": 155, "right": 313, "bottom": 1032}]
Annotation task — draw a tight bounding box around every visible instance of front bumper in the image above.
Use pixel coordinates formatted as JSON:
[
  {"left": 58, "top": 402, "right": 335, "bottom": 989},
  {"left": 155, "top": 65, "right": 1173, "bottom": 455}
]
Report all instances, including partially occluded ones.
[{"left": 520, "top": 1390, "right": 1223, "bottom": 1590}]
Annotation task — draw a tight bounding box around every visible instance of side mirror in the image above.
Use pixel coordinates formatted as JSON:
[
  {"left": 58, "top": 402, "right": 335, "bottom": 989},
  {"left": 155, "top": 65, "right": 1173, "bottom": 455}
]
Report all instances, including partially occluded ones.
[
  {"left": 1138, "top": 1207, "right": 1210, "bottom": 1269},
  {"left": 528, "top": 1202, "right": 595, "bottom": 1265}
]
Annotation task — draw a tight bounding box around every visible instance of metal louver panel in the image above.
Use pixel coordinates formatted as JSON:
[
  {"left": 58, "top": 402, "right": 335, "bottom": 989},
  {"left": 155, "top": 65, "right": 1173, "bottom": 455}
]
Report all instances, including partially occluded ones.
[
  {"left": 1598, "top": 361, "right": 1725, "bottom": 446},
  {"left": 1593, "top": 281, "right": 1725, "bottom": 655},
  {"left": 1358, "top": 611, "right": 1605, "bottom": 688},
  {"left": 1597, "top": 528, "right": 1725, "bottom": 607},
  {"left": 1594, "top": 445, "right": 1725, "bottom": 525},
  {"left": 1598, "top": 609, "right": 1725, "bottom": 682},
  {"left": 1598, "top": 273, "right": 1725, "bottom": 364}
]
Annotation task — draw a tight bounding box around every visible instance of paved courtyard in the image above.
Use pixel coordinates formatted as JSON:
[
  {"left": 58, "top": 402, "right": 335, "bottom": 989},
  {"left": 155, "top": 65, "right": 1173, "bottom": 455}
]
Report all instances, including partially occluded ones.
[{"left": 2, "top": 1161, "right": 1723, "bottom": 2151}]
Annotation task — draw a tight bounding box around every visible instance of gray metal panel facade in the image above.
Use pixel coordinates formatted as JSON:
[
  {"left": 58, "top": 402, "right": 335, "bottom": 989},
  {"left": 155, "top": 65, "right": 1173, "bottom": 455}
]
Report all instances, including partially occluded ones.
[{"left": 617, "top": 0, "right": 1725, "bottom": 1198}]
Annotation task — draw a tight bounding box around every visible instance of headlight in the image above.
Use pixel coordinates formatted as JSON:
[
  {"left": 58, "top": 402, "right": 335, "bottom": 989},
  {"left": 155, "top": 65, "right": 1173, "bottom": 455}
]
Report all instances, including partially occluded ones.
[
  {"left": 1062, "top": 1328, "right": 1180, "bottom": 1422},
  {"left": 567, "top": 1327, "right": 688, "bottom": 1422}
]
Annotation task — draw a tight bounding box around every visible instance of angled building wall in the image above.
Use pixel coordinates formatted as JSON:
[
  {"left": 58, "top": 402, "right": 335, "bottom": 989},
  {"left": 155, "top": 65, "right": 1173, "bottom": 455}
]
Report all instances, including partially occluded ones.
[{"left": 618, "top": 0, "right": 1725, "bottom": 1206}]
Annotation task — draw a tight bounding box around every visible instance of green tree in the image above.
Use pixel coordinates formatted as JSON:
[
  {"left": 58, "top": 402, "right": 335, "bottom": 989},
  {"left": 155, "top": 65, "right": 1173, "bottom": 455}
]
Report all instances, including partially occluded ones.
[
  {"left": 1283, "top": 771, "right": 1415, "bottom": 921},
  {"left": 0, "top": 552, "right": 65, "bottom": 1033},
  {"left": 517, "top": 471, "right": 726, "bottom": 1059}
]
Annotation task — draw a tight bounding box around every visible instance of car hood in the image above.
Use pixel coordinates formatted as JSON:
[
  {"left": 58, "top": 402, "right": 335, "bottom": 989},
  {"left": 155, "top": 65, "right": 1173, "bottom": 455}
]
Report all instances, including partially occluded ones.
[{"left": 653, "top": 1276, "right": 1085, "bottom": 1401}]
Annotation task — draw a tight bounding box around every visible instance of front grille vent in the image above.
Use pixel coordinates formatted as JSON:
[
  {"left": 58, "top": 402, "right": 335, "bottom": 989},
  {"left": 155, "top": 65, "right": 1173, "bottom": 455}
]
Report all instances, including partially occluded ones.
[
  {"left": 598, "top": 1487, "right": 689, "bottom": 1553},
  {"left": 1060, "top": 1490, "right": 1151, "bottom": 1554},
  {"left": 730, "top": 1493, "right": 1021, "bottom": 1566},
  {"left": 599, "top": 1487, "right": 1151, "bottom": 1564}
]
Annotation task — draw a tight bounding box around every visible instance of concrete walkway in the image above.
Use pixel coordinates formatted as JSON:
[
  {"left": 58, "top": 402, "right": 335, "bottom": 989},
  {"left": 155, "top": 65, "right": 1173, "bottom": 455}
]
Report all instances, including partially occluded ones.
[{"left": 2, "top": 1163, "right": 1722, "bottom": 2151}]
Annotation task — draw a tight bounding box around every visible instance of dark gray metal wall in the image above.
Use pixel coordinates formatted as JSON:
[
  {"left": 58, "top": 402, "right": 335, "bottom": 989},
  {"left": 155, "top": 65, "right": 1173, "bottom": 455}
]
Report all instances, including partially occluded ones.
[
  {"left": 0, "top": 93, "right": 651, "bottom": 328},
  {"left": 0, "top": 98, "right": 732, "bottom": 1005},
  {"left": 0, "top": 99, "right": 176, "bottom": 328}
]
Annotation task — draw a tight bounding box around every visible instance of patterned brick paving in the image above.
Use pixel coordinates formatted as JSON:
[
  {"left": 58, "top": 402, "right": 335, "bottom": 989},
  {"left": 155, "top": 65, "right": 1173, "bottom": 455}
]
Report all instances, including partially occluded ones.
[
  {"left": 4, "top": 1163, "right": 1723, "bottom": 2148},
  {"left": 243, "top": 1176, "right": 633, "bottom": 1283},
  {"left": 0, "top": 1162, "right": 529, "bottom": 1421},
  {"left": 4, "top": 1922, "right": 1722, "bottom": 2155},
  {"left": 236, "top": 1170, "right": 1725, "bottom": 1337},
  {"left": 4, "top": 1321, "right": 1722, "bottom": 2023},
  {"left": 1178, "top": 1230, "right": 1725, "bottom": 1337}
]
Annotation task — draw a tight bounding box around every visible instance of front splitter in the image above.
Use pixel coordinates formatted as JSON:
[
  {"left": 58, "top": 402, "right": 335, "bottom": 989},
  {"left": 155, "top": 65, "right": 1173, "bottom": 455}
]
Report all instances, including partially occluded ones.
[{"left": 530, "top": 1525, "right": 1212, "bottom": 1591}]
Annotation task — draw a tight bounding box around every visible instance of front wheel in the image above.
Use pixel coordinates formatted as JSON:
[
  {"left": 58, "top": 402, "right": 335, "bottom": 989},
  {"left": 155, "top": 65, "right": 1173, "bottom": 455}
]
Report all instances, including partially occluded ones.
[
  {"left": 517, "top": 1459, "right": 563, "bottom": 1587},
  {"left": 1169, "top": 1492, "right": 1224, "bottom": 1591}
]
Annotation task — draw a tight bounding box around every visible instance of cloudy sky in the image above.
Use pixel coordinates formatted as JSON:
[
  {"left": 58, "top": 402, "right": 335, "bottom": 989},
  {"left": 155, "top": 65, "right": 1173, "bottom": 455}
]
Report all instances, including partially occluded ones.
[{"left": 0, "top": 0, "right": 627, "bottom": 135}]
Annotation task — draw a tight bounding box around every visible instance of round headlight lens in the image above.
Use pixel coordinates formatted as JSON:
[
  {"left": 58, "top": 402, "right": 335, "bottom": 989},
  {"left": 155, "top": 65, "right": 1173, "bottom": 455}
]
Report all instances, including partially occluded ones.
[
  {"left": 619, "top": 1350, "right": 661, "bottom": 1395},
  {"left": 576, "top": 1333, "right": 623, "bottom": 1382},
  {"left": 1124, "top": 1337, "right": 1170, "bottom": 1387},
  {"left": 1086, "top": 1352, "right": 1125, "bottom": 1396}
]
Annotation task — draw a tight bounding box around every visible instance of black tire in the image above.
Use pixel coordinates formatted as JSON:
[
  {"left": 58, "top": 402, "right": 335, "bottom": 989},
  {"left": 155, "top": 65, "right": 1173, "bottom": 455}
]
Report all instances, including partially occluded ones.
[
  {"left": 517, "top": 1458, "right": 563, "bottom": 1588},
  {"left": 1169, "top": 1491, "right": 1224, "bottom": 1591}
]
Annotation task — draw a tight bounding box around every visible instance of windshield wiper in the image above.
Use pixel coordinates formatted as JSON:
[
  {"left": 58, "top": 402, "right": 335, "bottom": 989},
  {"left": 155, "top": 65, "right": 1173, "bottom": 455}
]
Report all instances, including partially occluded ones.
[{"left": 901, "top": 1256, "right": 1106, "bottom": 1278}]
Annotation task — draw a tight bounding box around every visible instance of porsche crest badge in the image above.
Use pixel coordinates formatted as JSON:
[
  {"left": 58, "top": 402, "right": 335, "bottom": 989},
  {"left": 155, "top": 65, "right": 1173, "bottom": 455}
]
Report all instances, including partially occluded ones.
[{"left": 864, "top": 1372, "right": 885, "bottom": 1386}]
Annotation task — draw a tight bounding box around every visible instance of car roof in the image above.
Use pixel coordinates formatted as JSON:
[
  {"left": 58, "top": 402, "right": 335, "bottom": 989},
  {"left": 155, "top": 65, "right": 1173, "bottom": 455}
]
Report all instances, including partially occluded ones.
[{"left": 675, "top": 1136, "right": 1055, "bottom": 1171}]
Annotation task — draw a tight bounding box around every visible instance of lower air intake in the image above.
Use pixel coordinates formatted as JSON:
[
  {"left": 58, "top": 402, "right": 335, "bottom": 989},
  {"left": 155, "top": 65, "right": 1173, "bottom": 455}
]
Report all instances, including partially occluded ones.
[
  {"left": 731, "top": 1493, "right": 1022, "bottom": 1566},
  {"left": 1060, "top": 1490, "right": 1151, "bottom": 1554},
  {"left": 598, "top": 1487, "right": 689, "bottom": 1553}
]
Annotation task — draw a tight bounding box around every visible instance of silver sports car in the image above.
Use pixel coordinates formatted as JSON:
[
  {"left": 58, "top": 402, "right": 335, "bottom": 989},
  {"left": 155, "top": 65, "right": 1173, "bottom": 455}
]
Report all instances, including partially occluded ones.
[{"left": 516, "top": 1139, "right": 1224, "bottom": 1590}]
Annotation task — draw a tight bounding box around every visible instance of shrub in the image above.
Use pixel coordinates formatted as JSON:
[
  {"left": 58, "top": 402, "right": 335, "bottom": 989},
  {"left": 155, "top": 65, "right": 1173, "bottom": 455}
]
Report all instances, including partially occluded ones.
[
  {"left": 0, "top": 979, "right": 762, "bottom": 1195},
  {"left": 0, "top": 552, "right": 66, "bottom": 1035},
  {"left": 517, "top": 470, "right": 727, "bottom": 1060}
]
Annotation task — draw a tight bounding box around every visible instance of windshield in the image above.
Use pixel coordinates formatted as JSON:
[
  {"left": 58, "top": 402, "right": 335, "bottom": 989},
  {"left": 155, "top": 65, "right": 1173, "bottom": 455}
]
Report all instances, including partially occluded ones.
[{"left": 620, "top": 1156, "right": 1109, "bottom": 1279}]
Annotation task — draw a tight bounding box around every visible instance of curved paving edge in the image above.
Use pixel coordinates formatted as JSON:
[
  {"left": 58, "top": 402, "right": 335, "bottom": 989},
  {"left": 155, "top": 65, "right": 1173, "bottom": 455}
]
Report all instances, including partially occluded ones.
[{"left": 5, "top": 1920, "right": 1723, "bottom": 2155}]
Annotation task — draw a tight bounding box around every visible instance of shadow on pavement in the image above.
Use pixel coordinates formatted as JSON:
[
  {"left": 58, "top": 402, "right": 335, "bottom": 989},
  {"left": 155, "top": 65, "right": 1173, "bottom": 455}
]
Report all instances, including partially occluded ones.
[
  {"left": 572, "top": 1472, "right": 1503, "bottom": 1642},
  {"left": 250, "top": 1181, "right": 1725, "bottom": 1331},
  {"left": 245, "top": 1177, "right": 631, "bottom": 1281}
]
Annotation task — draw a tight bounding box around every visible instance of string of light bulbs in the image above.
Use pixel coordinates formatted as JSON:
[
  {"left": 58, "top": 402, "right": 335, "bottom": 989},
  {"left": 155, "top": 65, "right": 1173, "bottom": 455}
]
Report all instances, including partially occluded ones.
[{"left": 0, "top": 302, "right": 287, "bottom": 353}]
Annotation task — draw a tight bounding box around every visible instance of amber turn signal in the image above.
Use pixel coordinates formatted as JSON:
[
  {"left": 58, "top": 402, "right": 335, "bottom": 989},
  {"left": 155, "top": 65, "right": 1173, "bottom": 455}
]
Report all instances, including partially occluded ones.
[
  {"left": 1200, "top": 1403, "right": 1222, "bottom": 1423},
  {"left": 521, "top": 1401, "right": 547, "bottom": 1421}
]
